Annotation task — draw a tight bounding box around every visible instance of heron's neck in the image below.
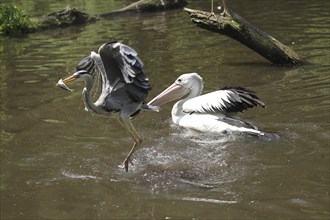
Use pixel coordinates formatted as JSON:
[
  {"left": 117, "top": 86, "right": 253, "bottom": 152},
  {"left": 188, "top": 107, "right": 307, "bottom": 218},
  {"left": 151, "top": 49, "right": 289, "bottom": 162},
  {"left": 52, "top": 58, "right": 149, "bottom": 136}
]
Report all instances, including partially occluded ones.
[
  {"left": 91, "top": 51, "right": 111, "bottom": 99},
  {"left": 82, "top": 76, "right": 101, "bottom": 113}
]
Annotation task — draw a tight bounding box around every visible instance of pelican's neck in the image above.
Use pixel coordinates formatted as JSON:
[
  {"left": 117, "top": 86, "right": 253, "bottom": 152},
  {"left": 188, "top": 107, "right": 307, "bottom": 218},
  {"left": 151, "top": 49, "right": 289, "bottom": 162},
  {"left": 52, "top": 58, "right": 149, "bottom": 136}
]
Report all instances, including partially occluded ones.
[
  {"left": 172, "top": 82, "right": 203, "bottom": 123},
  {"left": 179, "top": 80, "right": 204, "bottom": 105},
  {"left": 186, "top": 83, "right": 203, "bottom": 100}
]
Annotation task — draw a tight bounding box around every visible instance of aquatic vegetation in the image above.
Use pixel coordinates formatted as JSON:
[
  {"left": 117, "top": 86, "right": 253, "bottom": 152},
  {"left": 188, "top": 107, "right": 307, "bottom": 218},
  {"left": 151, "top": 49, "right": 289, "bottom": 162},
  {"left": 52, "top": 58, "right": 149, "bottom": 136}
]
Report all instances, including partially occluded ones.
[{"left": 0, "top": 4, "right": 37, "bottom": 36}]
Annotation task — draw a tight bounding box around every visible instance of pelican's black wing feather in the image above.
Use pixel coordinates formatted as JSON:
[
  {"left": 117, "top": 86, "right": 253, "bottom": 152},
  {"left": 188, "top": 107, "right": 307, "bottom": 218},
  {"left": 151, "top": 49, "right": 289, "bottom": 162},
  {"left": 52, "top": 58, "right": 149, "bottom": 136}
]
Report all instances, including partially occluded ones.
[
  {"left": 220, "top": 87, "right": 266, "bottom": 113},
  {"left": 183, "top": 87, "right": 266, "bottom": 114}
]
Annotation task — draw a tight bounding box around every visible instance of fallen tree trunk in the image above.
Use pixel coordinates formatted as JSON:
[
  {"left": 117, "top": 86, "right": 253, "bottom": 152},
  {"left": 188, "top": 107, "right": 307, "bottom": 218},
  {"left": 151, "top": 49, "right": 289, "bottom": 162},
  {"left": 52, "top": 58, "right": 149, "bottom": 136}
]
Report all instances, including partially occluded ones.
[
  {"left": 36, "top": 5, "right": 99, "bottom": 31},
  {"left": 2, "top": 0, "right": 187, "bottom": 36},
  {"left": 100, "top": 0, "right": 187, "bottom": 18},
  {"left": 37, "top": 1, "right": 188, "bottom": 31},
  {"left": 184, "top": 7, "right": 307, "bottom": 65}
]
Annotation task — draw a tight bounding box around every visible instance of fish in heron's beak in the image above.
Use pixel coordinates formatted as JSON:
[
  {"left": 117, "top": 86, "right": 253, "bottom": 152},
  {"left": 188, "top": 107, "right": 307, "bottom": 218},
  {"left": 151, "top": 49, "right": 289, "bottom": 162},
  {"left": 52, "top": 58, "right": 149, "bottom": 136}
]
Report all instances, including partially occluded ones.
[
  {"left": 147, "top": 82, "right": 189, "bottom": 107},
  {"left": 56, "top": 74, "right": 78, "bottom": 92}
]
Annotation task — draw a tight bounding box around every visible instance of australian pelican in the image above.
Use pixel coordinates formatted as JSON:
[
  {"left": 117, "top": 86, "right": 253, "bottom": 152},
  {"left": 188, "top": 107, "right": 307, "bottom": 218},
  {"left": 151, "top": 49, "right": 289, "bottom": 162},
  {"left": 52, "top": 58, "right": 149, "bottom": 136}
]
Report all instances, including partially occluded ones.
[{"left": 148, "top": 73, "right": 266, "bottom": 135}]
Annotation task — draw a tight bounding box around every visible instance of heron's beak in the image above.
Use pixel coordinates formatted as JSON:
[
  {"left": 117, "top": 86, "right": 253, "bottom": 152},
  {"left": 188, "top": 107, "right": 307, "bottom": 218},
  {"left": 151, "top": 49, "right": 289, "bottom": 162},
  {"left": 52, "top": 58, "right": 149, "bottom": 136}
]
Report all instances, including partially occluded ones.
[
  {"left": 147, "top": 82, "right": 189, "bottom": 106},
  {"left": 56, "top": 74, "right": 77, "bottom": 92},
  {"left": 62, "top": 74, "right": 78, "bottom": 84}
]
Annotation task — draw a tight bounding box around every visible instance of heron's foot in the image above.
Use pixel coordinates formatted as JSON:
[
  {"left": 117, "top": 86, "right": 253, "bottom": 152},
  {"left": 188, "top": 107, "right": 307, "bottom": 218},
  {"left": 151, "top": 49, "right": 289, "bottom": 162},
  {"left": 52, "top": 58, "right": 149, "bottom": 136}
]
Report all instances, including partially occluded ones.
[{"left": 118, "top": 157, "right": 134, "bottom": 172}]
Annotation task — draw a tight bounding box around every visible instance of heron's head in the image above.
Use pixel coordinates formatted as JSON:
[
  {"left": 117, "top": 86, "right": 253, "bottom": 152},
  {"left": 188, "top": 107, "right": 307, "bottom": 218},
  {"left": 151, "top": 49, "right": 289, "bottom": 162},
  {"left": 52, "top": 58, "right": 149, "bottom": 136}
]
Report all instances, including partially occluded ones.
[
  {"left": 75, "top": 56, "right": 96, "bottom": 77},
  {"left": 56, "top": 70, "right": 93, "bottom": 91},
  {"left": 56, "top": 56, "right": 96, "bottom": 91},
  {"left": 148, "top": 72, "right": 204, "bottom": 106}
]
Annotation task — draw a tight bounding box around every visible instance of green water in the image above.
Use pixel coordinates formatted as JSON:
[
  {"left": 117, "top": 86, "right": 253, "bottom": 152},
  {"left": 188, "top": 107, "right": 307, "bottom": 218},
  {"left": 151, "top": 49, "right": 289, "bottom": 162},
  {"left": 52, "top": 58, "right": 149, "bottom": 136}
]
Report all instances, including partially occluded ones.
[{"left": 1, "top": 0, "right": 329, "bottom": 219}]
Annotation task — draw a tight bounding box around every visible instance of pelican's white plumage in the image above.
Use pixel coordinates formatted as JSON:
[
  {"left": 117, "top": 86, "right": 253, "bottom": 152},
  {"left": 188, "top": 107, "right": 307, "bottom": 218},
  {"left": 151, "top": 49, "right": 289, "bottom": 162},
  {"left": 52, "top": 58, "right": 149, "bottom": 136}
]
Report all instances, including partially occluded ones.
[{"left": 148, "top": 73, "right": 266, "bottom": 135}]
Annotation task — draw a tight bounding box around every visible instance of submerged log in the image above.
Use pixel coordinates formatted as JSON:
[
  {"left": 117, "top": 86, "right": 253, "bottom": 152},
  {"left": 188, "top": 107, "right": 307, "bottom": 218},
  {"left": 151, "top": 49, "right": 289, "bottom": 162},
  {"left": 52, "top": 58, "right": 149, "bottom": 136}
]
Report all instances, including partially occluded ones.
[
  {"left": 2, "top": 0, "right": 187, "bottom": 36},
  {"left": 184, "top": 7, "right": 307, "bottom": 65},
  {"left": 37, "top": 5, "right": 99, "bottom": 30},
  {"left": 100, "top": 0, "right": 187, "bottom": 18}
]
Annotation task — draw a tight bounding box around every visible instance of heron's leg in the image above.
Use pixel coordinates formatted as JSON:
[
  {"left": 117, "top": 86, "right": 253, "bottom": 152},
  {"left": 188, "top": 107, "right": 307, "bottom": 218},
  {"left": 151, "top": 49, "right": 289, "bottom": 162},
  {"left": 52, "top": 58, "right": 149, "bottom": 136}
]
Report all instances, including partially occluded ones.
[
  {"left": 117, "top": 117, "right": 135, "bottom": 165},
  {"left": 118, "top": 113, "right": 142, "bottom": 172}
]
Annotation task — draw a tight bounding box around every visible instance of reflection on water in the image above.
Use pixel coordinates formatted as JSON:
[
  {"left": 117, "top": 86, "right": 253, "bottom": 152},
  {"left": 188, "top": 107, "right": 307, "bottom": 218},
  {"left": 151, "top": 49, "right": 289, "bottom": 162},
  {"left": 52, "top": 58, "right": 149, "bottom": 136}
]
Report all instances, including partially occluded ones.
[{"left": 1, "top": 0, "right": 329, "bottom": 219}]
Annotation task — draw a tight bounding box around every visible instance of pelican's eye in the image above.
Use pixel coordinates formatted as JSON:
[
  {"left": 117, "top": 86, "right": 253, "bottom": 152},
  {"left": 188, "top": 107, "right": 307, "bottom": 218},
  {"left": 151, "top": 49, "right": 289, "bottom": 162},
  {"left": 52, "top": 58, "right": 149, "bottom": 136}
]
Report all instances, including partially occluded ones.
[{"left": 177, "top": 78, "right": 182, "bottom": 83}]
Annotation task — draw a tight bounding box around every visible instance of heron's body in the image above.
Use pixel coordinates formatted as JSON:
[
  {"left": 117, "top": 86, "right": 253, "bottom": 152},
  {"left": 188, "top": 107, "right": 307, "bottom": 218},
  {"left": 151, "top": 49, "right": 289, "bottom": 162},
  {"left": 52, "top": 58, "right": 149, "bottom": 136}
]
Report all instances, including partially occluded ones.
[
  {"left": 82, "top": 42, "right": 150, "bottom": 115},
  {"left": 57, "top": 41, "right": 153, "bottom": 171},
  {"left": 148, "top": 73, "right": 265, "bottom": 135}
]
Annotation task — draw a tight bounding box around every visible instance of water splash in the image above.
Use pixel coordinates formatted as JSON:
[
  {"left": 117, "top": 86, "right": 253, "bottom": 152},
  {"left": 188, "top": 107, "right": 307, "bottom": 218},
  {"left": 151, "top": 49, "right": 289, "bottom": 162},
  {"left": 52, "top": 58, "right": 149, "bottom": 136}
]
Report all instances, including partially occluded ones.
[{"left": 61, "top": 171, "right": 101, "bottom": 180}]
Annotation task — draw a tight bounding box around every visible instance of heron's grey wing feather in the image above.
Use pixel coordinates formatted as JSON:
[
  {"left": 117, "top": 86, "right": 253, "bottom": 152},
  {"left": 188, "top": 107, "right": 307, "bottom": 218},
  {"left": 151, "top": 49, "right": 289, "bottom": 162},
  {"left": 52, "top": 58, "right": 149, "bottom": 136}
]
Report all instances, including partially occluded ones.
[
  {"left": 112, "top": 43, "right": 144, "bottom": 83},
  {"left": 97, "top": 41, "right": 151, "bottom": 97}
]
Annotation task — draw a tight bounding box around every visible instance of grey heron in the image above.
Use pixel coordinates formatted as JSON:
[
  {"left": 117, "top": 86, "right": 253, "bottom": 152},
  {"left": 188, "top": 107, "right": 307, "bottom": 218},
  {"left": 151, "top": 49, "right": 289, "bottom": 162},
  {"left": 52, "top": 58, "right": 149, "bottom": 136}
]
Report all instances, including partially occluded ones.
[
  {"left": 148, "top": 73, "right": 266, "bottom": 135},
  {"left": 57, "top": 40, "right": 157, "bottom": 172}
]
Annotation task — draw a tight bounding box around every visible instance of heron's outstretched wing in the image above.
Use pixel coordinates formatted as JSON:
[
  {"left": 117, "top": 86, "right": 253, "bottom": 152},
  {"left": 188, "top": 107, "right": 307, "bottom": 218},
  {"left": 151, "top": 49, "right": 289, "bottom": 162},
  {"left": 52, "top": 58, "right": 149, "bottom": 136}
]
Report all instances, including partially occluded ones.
[
  {"left": 97, "top": 41, "right": 151, "bottom": 91},
  {"left": 183, "top": 87, "right": 266, "bottom": 114},
  {"left": 112, "top": 42, "right": 151, "bottom": 90},
  {"left": 116, "top": 43, "right": 144, "bottom": 80}
]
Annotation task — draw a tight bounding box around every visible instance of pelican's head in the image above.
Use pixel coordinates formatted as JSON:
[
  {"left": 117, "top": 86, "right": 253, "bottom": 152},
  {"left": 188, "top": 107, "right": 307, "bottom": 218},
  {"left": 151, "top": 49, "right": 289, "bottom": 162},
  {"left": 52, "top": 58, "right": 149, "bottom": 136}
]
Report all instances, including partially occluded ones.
[{"left": 148, "top": 72, "right": 204, "bottom": 106}]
